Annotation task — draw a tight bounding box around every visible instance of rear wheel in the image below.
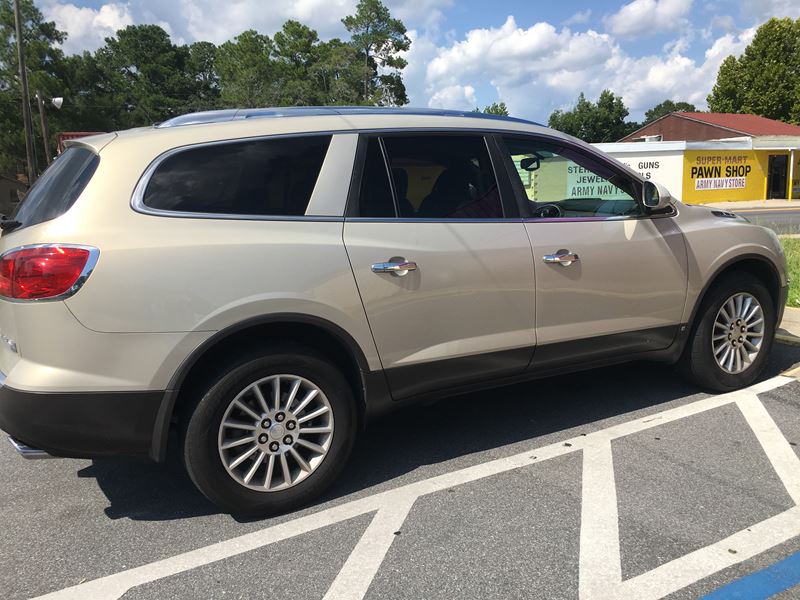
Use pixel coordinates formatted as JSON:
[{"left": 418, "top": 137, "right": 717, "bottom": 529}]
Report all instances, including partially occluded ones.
[
  {"left": 183, "top": 349, "right": 356, "bottom": 516},
  {"left": 679, "top": 272, "right": 775, "bottom": 391}
]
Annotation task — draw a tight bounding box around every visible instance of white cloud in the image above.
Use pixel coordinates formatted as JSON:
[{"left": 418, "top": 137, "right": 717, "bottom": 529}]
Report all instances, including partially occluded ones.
[
  {"left": 427, "top": 17, "right": 615, "bottom": 88},
  {"left": 392, "top": 0, "right": 453, "bottom": 33},
  {"left": 40, "top": 0, "right": 452, "bottom": 52},
  {"left": 400, "top": 29, "right": 439, "bottom": 106},
  {"left": 427, "top": 84, "right": 476, "bottom": 109},
  {"left": 742, "top": 0, "right": 800, "bottom": 20},
  {"left": 422, "top": 13, "right": 756, "bottom": 122},
  {"left": 604, "top": 0, "right": 693, "bottom": 38},
  {"left": 564, "top": 9, "right": 592, "bottom": 26},
  {"left": 175, "top": 0, "right": 356, "bottom": 44},
  {"left": 41, "top": 1, "right": 134, "bottom": 53}
]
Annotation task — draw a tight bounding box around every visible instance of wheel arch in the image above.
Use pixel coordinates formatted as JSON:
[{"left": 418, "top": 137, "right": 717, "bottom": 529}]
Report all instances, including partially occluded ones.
[
  {"left": 687, "top": 253, "right": 783, "bottom": 331},
  {"left": 150, "top": 314, "right": 372, "bottom": 462}
]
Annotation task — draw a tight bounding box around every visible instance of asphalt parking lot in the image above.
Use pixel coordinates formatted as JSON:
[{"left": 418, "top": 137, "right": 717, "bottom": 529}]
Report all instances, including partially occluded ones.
[{"left": 3, "top": 345, "right": 800, "bottom": 600}]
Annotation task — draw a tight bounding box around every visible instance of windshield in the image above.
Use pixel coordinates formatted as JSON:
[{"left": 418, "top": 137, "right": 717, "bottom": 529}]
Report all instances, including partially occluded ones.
[{"left": 11, "top": 146, "right": 99, "bottom": 231}]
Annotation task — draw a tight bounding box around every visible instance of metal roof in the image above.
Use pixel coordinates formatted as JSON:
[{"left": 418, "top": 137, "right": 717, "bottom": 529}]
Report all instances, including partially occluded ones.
[
  {"left": 675, "top": 112, "right": 800, "bottom": 136},
  {"left": 156, "top": 106, "right": 541, "bottom": 129}
]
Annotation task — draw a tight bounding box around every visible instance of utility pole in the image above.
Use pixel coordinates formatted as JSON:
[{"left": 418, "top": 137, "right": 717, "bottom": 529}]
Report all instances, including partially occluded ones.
[
  {"left": 35, "top": 92, "right": 51, "bottom": 166},
  {"left": 13, "top": 0, "right": 37, "bottom": 185}
]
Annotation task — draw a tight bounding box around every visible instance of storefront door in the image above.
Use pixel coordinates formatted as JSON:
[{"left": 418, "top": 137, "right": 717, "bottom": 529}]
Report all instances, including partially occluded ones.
[{"left": 767, "top": 154, "right": 788, "bottom": 199}]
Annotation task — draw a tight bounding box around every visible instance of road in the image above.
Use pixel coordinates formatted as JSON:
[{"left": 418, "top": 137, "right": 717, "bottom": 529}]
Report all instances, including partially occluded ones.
[
  {"left": 732, "top": 207, "right": 800, "bottom": 235},
  {"left": 3, "top": 344, "right": 800, "bottom": 600}
]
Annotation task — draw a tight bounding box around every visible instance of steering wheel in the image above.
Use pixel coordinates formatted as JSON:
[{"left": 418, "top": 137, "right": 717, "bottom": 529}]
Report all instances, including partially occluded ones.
[{"left": 532, "top": 203, "right": 563, "bottom": 219}]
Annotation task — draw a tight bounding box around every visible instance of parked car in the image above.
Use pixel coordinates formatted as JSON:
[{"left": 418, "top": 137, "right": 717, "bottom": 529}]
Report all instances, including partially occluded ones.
[{"left": 0, "top": 107, "right": 786, "bottom": 515}]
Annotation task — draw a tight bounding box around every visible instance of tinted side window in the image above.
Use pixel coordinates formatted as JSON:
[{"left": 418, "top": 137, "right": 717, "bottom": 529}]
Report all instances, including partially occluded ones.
[
  {"left": 502, "top": 137, "right": 640, "bottom": 218},
  {"left": 382, "top": 135, "right": 502, "bottom": 219},
  {"left": 12, "top": 146, "right": 99, "bottom": 230},
  {"left": 358, "top": 138, "right": 396, "bottom": 218},
  {"left": 143, "top": 135, "right": 331, "bottom": 216}
]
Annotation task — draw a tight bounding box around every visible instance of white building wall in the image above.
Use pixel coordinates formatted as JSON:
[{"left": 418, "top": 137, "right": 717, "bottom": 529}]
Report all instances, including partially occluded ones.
[{"left": 593, "top": 143, "right": 686, "bottom": 201}]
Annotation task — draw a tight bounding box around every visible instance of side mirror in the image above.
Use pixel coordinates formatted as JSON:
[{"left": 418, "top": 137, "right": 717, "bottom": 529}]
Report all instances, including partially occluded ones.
[
  {"left": 643, "top": 181, "right": 673, "bottom": 211},
  {"left": 520, "top": 156, "right": 540, "bottom": 171}
]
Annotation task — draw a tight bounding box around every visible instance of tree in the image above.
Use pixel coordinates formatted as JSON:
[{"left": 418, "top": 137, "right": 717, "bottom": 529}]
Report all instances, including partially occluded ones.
[
  {"left": 707, "top": 17, "right": 800, "bottom": 124},
  {"left": 187, "top": 41, "right": 220, "bottom": 111},
  {"left": 644, "top": 99, "right": 696, "bottom": 124},
  {"left": 96, "top": 25, "right": 195, "bottom": 126},
  {"left": 342, "top": 0, "right": 410, "bottom": 105},
  {"left": 548, "top": 90, "right": 637, "bottom": 142},
  {"left": 474, "top": 102, "right": 509, "bottom": 116},
  {"left": 215, "top": 30, "right": 279, "bottom": 107},
  {"left": 0, "top": 0, "right": 67, "bottom": 177},
  {"left": 311, "top": 38, "right": 362, "bottom": 105},
  {"left": 273, "top": 20, "right": 322, "bottom": 105}
]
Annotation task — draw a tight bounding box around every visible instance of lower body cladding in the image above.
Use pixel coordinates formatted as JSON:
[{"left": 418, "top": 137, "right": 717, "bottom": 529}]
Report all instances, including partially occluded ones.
[
  {"left": 0, "top": 324, "right": 691, "bottom": 462},
  {"left": 0, "top": 383, "right": 163, "bottom": 459}
]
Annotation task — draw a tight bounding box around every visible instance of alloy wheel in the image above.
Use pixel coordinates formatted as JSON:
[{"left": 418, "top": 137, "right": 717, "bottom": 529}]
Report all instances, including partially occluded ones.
[
  {"left": 712, "top": 292, "right": 764, "bottom": 375},
  {"left": 218, "top": 375, "right": 334, "bottom": 491}
]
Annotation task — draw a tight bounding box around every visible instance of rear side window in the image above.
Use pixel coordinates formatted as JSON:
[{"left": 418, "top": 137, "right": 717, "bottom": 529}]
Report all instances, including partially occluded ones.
[
  {"left": 12, "top": 146, "right": 99, "bottom": 229},
  {"left": 142, "top": 135, "right": 331, "bottom": 216}
]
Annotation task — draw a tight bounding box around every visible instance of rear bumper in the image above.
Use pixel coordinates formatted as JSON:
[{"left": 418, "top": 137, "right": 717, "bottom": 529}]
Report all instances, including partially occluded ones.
[{"left": 0, "top": 383, "right": 164, "bottom": 459}]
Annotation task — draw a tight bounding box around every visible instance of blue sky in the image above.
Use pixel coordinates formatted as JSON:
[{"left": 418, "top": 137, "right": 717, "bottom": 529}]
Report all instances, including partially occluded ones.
[{"left": 36, "top": 0, "right": 800, "bottom": 121}]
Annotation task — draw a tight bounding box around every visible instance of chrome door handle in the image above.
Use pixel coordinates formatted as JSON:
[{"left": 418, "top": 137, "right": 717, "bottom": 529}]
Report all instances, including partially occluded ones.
[
  {"left": 371, "top": 261, "right": 417, "bottom": 276},
  {"left": 543, "top": 250, "right": 580, "bottom": 266}
]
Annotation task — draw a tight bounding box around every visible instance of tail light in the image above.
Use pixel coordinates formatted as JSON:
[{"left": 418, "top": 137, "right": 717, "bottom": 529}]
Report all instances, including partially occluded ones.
[{"left": 0, "top": 245, "right": 99, "bottom": 301}]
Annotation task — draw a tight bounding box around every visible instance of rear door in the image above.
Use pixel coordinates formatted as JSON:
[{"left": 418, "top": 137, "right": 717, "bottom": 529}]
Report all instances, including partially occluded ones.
[
  {"left": 496, "top": 135, "right": 688, "bottom": 370},
  {"left": 343, "top": 133, "right": 536, "bottom": 399}
]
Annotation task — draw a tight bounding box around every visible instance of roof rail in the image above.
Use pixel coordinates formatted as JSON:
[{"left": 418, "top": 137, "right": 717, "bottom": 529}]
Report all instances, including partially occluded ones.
[{"left": 156, "top": 106, "right": 541, "bottom": 128}]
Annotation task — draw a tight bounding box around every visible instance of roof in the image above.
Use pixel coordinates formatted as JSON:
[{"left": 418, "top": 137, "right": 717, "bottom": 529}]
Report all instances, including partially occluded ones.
[
  {"left": 669, "top": 112, "right": 800, "bottom": 136},
  {"left": 156, "top": 106, "right": 541, "bottom": 128}
]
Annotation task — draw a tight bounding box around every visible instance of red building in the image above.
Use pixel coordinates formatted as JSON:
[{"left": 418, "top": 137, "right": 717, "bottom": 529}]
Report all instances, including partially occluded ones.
[{"left": 621, "top": 112, "right": 800, "bottom": 143}]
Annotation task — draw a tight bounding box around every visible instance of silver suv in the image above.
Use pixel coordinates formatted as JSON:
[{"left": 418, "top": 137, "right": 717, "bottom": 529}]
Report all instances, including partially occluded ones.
[{"left": 0, "top": 107, "right": 786, "bottom": 515}]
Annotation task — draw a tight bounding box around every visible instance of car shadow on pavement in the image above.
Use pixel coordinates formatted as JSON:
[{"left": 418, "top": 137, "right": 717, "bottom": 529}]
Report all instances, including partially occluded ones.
[
  {"left": 77, "top": 457, "right": 218, "bottom": 520},
  {"left": 83, "top": 343, "right": 800, "bottom": 522}
]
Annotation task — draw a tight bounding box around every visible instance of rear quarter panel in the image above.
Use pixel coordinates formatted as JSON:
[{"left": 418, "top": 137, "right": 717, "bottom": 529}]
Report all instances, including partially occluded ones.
[{"left": 3, "top": 124, "right": 382, "bottom": 375}]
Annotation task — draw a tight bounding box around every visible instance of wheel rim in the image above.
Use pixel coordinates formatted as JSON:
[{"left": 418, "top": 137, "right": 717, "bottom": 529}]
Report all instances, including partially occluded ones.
[
  {"left": 218, "top": 375, "right": 334, "bottom": 492},
  {"left": 712, "top": 292, "right": 765, "bottom": 375}
]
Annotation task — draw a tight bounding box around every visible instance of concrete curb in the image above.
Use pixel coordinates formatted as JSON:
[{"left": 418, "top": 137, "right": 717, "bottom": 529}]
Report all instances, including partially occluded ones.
[{"left": 776, "top": 331, "right": 800, "bottom": 347}]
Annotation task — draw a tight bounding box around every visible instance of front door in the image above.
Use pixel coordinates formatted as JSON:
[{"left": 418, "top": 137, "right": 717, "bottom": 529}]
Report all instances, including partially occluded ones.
[
  {"left": 767, "top": 155, "right": 789, "bottom": 199},
  {"left": 497, "top": 135, "right": 688, "bottom": 370},
  {"left": 344, "top": 134, "right": 536, "bottom": 399}
]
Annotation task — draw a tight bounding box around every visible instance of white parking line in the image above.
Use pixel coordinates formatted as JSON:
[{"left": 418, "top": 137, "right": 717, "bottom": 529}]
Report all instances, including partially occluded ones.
[
  {"left": 323, "top": 498, "right": 416, "bottom": 600},
  {"left": 32, "top": 375, "right": 798, "bottom": 600},
  {"left": 579, "top": 441, "right": 621, "bottom": 599}
]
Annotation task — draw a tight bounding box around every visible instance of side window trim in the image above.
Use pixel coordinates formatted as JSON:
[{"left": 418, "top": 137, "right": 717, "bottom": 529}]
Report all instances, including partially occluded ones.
[
  {"left": 344, "top": 134, "right": 370, "bottom": 218},
  {"left": 498, "top": 134, "right": 650, "bottom": 222},
  {"left": 377, "top": 136, "right": 401, "bottom": 218},
  {"left": 344, "top": 134, "right": 399, "bottom": 219}
]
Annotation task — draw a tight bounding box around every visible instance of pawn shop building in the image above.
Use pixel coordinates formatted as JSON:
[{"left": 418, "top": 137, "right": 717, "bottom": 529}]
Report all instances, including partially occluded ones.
[{"left": 594, "top": 112, "right": 800, "bottom": 204}]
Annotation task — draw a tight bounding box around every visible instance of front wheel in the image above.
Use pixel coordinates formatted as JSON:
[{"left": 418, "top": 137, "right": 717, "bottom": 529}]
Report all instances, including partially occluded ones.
[
  {"left": 679, "top": 273, "right": 776, "bottom": 392},
  {"left": 183, "top": 350, "right": 356, "bottom": 516}
]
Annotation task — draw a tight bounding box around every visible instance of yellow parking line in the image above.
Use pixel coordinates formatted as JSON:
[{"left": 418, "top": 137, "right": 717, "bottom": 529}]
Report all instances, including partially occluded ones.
[{"left": 781, "top": 364, "right": 800, "bottom": 377}]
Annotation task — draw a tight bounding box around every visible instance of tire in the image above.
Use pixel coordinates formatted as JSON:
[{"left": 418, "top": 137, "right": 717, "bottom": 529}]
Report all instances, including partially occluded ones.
[
  {"left": 183, "top": 348, "right": 356, "bottom": 516},
  {"left": 679, "top": 272, "right": 776, "bottom": 392}
]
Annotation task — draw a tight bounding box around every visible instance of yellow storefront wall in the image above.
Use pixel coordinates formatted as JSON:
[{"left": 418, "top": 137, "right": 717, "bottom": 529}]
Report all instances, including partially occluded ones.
[{"left": 682, "top": 150, "right": 779, "bottom": 204}]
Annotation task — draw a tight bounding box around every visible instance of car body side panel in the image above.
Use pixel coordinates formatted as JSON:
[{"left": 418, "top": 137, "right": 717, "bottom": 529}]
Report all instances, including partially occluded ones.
[
  {"left": 46, "top": 132, "right": 383, "bottom": 373},
  {"left": 344, "top": 221, "right": 536, "bottom": 397},
  {"left": 0, "top": 300, "right": 211, "bottom": 392},
  {"left": 525, "top": 215, "right": 688, "bottom": 347},
  {"left": 672, "top": 204, "right": 787, "bottom": 324},
  {"left": 60, "top": 217, "right": 381, "bottom": 370}
]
